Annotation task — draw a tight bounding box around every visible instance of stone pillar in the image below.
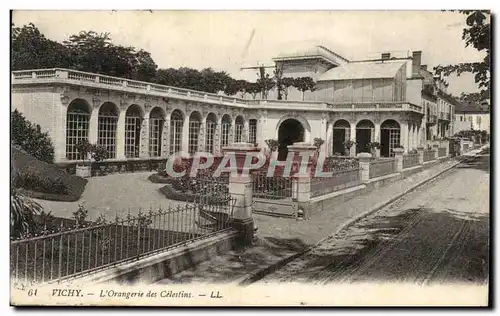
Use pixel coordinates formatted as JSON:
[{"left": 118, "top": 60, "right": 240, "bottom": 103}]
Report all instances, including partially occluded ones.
[
  {"left": 357, "top": 152, "right": 372, "bottom": 182},
  {"left": 116, "top": 110, "right": 126, "bottom": 159},
  {"left": 139, "top": 116, "right": 149, "bottom": 158},
  {"left": 401, "top": 122, "right": 409, "bottom": 153},
  {"left": 181, "top": 114, "right": 190, "bottom": 154},
  {"left": 432, "top": 144, "right": 439, "bottom": 160},
  {"left": 326, "top": 122, "right": 333, "bottom": 157},
  {"left": 393, "top": 148, "right": 404, "bottom": 172},
  {"left": 89, "top": 108, "right": 99, "bottom": 144},
  {"left": 222, "top": 142, "right": 260, "bottom": 246},
  {"left": 350, "top": 124, "right": 357, "bottom": 157},
  {"left": 417, "top": 147, "right": 424, "bottom": 165},
  {"left": 287, "top": 142, "right": 316, "bottom": 219},
  {"left": 443, "top": 139, "right": 450, "bottom": 157}
]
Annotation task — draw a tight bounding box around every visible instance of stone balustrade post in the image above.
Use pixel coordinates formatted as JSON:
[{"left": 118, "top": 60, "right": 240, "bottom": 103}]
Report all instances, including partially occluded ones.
[
  {"left": 393, "top": 148, "right": 404, "bottom": 172},
  {"left": 222, "top": 142, "right": 260, "bottom": 246},
  {"left": 417, "top": 147, "right": 425, "bottom": 165},
  {"left": 432, "top": 144, "right": 439, "bottom": 160},
  {"left": 443, "top": 140, "right": 450, "bottom": 157},
  {"left": 357, "top": 152, "right": 372, "bottom": 182},
  {"left": 287, "top": 142, "right": 316, "bottom": 219}
]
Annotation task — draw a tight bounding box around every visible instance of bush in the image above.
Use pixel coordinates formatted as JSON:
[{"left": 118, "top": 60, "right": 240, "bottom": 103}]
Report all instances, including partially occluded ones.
[
  {"left": 12, "top": 145, "right": 88, "bottom": 202},
  {"left": 11, "top": 109, "right": 55, "bottom": 164}
]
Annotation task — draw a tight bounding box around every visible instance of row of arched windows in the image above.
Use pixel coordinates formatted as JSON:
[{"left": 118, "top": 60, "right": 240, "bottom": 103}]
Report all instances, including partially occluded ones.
[{"left": 65, "top": 99, "right": 256, "bottom": 161}]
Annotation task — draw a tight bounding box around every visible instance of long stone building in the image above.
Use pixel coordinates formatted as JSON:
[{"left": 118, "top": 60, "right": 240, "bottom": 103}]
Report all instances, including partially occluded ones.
[{"left": 11, "top": 46, "right": 454, "bottom": 164}]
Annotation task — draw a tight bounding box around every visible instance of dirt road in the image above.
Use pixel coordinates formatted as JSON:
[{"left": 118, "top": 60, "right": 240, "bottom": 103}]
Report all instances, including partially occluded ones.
[{"left": 259, "top": 153, "right": 490, "bottom": 285}]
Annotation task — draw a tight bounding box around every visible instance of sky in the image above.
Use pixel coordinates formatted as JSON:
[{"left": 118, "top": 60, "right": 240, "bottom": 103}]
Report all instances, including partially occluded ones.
[{"left": 12, "top": 10, "right": 487, "bottom": 96}]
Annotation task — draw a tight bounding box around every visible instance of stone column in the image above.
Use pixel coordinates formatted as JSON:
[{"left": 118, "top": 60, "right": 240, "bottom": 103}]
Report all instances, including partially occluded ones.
[
  {"left": 350, "top": 124, "right": 357, "bottom": 157},
  {"left": 357, "top": 152, "right": 372, "bottom": 182},
  {"left": 417, "top": 146, "right": 424, "bottom": 165},
  {"left": 287, "top": 142, "right": 316, "bottom": 219},
  {"left": 443, "top": 139, "right": 450, "bottom": 157},
  {"left": 401, "top": 121, "right": 409, "bottom": 153},
  {"left": 432, "top": 144, "right": 439, "bottom": 160},
  {"left": 181, "top": 114, "right": 190, "bottom": 154},
  {"left": 88, "top": 108, "right": 99, "bottom": 144},
  {"left": 374, "top": 121, "right": 381, "bottom": 158},
  {"left": 139, "top": 116, "right": 150, "bottom": 158},
  {"left": 326, "top": 122, "right": 333, "bottom": 157},
  {"left": 116, "top": 110, "right": 126, "bottom": 159},
  {"left": 393, "top": 148, "right": 404, "bottom": 172},
  {"left": 222, "top": 142, "right": 260, "bottom": 246}
]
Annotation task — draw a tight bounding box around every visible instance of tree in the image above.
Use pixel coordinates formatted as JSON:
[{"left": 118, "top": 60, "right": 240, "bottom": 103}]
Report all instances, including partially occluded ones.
[
  {"left": 281, "top": 77, "right": 295, "bottom": 100},
  {"left": 434, "top": 11, "right": 490, "bottom": 103},
  {"left": 293, "top": 77, "right": 316, "bottom": 101},
  {"left": 256, "top": 74, "right": 275, "bottom": 100},
  {"left": 11, "top": 23, "right": 72, "bottom": 70},
  {"left": 273, "top": 64, "right": 284, "bottom": 100},
  {"left": 246, "top": 82, "right": 261, "bottom": 100},
  {"left": 11, "top": 109, "right": 55, "bottom": 164}
]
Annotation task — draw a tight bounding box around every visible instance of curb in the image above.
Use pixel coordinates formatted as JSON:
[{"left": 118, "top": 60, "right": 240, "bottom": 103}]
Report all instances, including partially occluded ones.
[{"left": 237, "top": 154, "right": 479, "bottom": 286}]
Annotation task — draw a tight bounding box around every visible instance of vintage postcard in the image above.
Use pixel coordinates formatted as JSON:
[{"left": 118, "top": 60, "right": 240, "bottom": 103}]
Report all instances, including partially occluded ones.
[{"left": 10, "top": 10, "right": 491, "bottom": 307}]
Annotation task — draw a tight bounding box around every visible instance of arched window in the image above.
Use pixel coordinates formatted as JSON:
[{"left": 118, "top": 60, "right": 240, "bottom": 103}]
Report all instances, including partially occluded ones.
[
  {"left": 188, "top": 111, "right": 202, "bottom": 155},
  {"left": 234, "top": 116, "right": 245, "bottom": 143},
  {"left": 124, "top": 105, "right": 143, "bottom": 158},
  {"left": 98, "top": 102, "right": 119, "bottom": 159},
  {"left": 249, "top": 119, "right": 258, "bottom": 144},
  {"left": 205, "top": 113, "right": 217, "bottom": 154},
  {"left": 149, "top": 107, "right": 165, "bottom": 157},
  {"left": 380, "top": 119, "right": 401, "bottom": 157},
  {"left": 332, "top": 119, "right": 351, "bottom": 156},
  {"left": 169, "top": 110, "right": 184, "bottom": 154},
  {"left": 355, "top": 119, "right": 375, "bottom": 154},
  {"left": 221, "top": 114, "right": 232, "bottom": 148},
  {"left": 66, "top": 99, "right": 91, "bottom": 160}
]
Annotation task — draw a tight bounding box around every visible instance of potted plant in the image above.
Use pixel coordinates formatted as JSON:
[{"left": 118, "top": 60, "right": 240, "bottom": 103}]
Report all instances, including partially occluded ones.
[
  {"left": 75, "top": 140, "right": 92, "bottom": 178},
  {"left": 343, "top": 140, "right": 356, "bottom": 156},
  {"left": 90, "top": 144, "right": 109, "bottom": 176},
  {"left": 367, "top": 142, "right": 381, "bottom": 158}
]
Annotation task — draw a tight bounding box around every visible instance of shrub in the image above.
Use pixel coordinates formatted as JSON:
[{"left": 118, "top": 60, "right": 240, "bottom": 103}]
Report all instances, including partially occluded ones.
[{"left": 11, "top": 109, "right": 55, "bottom": 164}]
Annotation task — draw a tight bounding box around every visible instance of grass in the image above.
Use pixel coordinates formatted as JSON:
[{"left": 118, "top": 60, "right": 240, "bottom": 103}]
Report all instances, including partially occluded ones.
[{"left": 12, "top": 145, "right": 88, "bottom": 202}]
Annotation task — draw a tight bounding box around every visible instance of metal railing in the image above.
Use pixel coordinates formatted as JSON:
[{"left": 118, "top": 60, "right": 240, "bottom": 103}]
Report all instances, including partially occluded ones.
[
  {"left": 423, "top": 150, "right": 435, "bottom": 162},
  {"left": 369, "top": 158, "right": 396, "bottom": 179},
  {"left": 310, "top": 167, "right": 361, "bottom": 198},
  {"left": 402, "top": 153, "right": 420, "bottom": 169},
  {"left": 11, "top": 191, "right": 234, "bottom": 285},
  {"left": 252, "top": 171, "right": 293, "bottom": 200},
  {"left": 438, "top": 147, "right": 447, "bottom": 157}
]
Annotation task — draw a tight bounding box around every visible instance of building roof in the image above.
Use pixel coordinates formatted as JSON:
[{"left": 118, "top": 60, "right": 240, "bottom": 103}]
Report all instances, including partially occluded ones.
[
  {"left": 455, "top": 101, "right": 490, "bottom": 114},
  {"left": 273, "top": 45, "right": 349, "bottom": 65},
  {"left": 317, "top": 61, "right": 406, "bottom": 81}
]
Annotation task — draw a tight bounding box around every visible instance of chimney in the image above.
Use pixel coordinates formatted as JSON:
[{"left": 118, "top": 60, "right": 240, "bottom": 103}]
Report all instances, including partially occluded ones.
[
  {"left": 412, "top": 51, "right": 422, "bottom": 75},
  {"left": 381, "top": 52, "right": 391, "bottom": 60},
  {"left": 421, "top": 65, "right": 427, "bottom": 71}
]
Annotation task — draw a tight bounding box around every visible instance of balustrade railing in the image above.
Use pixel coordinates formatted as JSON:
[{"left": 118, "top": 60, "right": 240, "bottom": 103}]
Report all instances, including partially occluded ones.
[
  {"left": 423, "top": 150, "right": 435, "bottom": 162},
  {"left": 402, "top": 153, "right": 420, "bottom": 169},
  {"left": 369, "top": 158, "right": 396, "bottom": 179},
  {"left": 310, "top": 167, "right": 361, "bottom": 198}
]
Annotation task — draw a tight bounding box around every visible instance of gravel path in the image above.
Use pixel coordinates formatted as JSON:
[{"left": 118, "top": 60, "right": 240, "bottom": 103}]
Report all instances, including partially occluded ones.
[{"left": 35, "top": 172, "right": 185, "bottom": 221}]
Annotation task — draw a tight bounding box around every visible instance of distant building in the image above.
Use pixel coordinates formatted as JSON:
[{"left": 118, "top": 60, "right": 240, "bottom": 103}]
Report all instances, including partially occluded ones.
[{"left": 454, "top": 101, "right": 490, "bottom": 133}]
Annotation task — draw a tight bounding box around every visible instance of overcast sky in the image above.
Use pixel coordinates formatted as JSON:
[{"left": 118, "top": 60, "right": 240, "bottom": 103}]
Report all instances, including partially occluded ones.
[{"left": 12, "top": 10, "right": 487, "bottom": 96}]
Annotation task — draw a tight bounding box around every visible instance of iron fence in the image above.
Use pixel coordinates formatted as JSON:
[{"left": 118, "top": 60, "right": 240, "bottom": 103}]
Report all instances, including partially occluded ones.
[
  {"left": 310, "top": 168, "right": 361, "bottom": 198},
  {"left": 252, "top": 171, "right": 293, "bottom": 200},
  {"left": 423, "top": 150, "right": 435, "bottom": 162},
  {"left": 10, "top": 191, "right": 234, "bottom": 285},
  {"left": 438, "top": 148, "right": 447, "bottom": 157},
  {"left": 322, "top": 156, "right": 360, "bottom": 172},
  {"left": 369, "top": 158, "right": 396, "bottom": 179},
  {"left": 402, "top": 153, "right": 420, "bottom": 169}
]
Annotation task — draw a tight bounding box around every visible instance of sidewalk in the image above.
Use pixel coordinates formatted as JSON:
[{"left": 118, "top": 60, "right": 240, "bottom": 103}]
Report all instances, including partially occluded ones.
[{"left": 155, "top": 155, "right": 475, "bottom": 285}]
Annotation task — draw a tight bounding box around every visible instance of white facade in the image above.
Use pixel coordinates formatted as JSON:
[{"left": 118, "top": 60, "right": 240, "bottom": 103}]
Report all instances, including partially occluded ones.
[{"left": 454, "top": 112, "right": 490, "bottom": 133}]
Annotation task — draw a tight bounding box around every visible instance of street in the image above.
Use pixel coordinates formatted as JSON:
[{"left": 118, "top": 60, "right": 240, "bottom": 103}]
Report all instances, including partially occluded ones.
[{"left": 259, "top": 152, "right": 490, "bottom": 285}]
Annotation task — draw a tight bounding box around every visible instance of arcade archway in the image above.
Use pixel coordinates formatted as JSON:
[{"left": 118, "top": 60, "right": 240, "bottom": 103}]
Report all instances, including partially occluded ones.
[{"left": 277, "top": 119, "right": 305, "bottom": 161}]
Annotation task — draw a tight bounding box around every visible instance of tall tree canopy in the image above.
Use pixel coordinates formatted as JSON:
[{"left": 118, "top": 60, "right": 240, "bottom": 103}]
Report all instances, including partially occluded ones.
[{"left": 434, "top": 10, "right": 490, "bottom": 103}]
